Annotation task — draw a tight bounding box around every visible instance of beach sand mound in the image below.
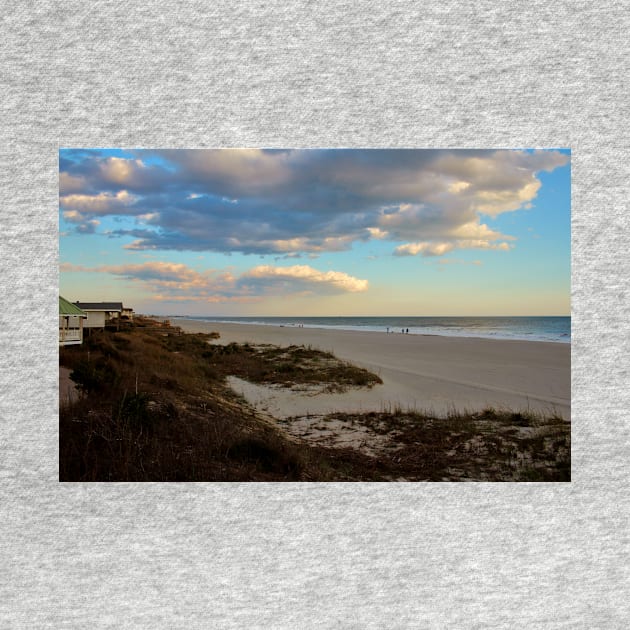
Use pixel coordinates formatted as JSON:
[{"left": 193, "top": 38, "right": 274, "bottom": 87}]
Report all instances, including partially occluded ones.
[{"left": 227, "top": 375, "right": 570, "bottom": 481}]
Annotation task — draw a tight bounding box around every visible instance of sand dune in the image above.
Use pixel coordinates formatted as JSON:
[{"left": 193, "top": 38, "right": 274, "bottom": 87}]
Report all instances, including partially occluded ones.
[{"left": 174, "top": 319, "right": 571, "bottom": 419}]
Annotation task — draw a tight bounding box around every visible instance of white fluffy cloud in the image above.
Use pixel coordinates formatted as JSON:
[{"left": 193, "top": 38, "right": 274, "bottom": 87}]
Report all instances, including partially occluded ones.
[
  {"left": 242, "top": 265, "right": 368, "bottom": 293},
  {"left": 60, "top": 261, "right": 368, "bottom": 302},
  {"left": 62, "top": 190, "right": 137, "bottom": 214},
  {"left": 394, "top": 240, "right": 511, "bottom": 257}
]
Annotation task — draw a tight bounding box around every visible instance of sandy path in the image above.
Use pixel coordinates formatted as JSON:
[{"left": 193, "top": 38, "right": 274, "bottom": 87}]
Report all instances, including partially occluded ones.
[{"left": 174, "top": 320, "right": 571, "bottom": 418}]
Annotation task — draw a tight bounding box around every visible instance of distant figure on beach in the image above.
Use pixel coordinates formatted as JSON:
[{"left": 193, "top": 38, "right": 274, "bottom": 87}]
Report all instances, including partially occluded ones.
[
  {"left": 406, "top": 328, "right": 409, "bottom": 334},
  {"left": 386, "top": 327, "right": 389, "bottom": 334}
]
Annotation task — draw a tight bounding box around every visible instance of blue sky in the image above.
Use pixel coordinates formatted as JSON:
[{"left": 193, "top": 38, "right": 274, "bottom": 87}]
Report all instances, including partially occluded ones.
[{"left": 59, "top": 148, "right": 570, "bottom": 316}]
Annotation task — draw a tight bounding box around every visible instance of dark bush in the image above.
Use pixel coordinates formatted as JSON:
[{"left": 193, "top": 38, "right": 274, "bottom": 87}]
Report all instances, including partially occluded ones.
[
  {"left": 70, "top": 359, "right": 119, "bottom": 394},
  {"left": 116, "top": 392, "right": 152, "bottom": 428},
  {"left": 227, "top": 438, "right": 303, "bottom": 478}
]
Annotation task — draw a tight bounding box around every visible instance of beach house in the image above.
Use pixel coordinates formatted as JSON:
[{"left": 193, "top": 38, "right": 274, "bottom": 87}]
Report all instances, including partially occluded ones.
[
  {"left": 74, "top": 301, "right": 124, "bottom": 330},
  {"left": 59, "top": 296, "right": 87, "bottom": 346}
]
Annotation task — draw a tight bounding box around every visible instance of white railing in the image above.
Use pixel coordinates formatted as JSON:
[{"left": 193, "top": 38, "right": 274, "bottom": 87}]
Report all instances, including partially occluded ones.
[{"left": 59, "top": 328, "right": 82, "bottom": 343}]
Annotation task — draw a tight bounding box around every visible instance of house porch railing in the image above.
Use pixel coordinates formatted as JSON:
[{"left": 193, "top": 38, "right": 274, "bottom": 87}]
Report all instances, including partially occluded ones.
[{"left": 59, "top": 328, "right": 82, "bottom": 343}]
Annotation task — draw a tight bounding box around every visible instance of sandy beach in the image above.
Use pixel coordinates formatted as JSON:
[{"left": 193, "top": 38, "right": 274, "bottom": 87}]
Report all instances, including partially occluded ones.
[{"left": 173, "top": 319, "right": 571, "bottom": 419}]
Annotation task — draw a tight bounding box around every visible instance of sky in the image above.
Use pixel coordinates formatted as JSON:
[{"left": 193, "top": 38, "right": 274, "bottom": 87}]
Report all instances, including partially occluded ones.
[{"left": 59, "top": 148, "right": 570, "bottom": 316}]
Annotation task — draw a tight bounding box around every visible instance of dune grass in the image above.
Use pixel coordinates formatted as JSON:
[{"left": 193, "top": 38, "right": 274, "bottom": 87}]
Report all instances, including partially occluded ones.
[
  {"left": 307, "top": 408, "right": 569, "bottom": 481},
  {"left": 199, "top": 341, "right": 382, "bottom": 391}
]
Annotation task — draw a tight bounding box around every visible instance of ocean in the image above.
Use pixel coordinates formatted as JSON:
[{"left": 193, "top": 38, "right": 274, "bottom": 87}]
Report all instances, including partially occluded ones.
[{"left": 178, "top": 316, "right": 571, "bottom": 343}]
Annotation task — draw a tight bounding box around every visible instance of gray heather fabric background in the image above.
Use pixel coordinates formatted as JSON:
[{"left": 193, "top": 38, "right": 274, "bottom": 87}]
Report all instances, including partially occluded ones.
[{"left": 1, "top": 1, "right": 628, "bottom": 627}]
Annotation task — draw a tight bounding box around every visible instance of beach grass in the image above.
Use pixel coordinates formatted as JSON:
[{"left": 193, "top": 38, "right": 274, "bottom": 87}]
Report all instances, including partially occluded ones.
[
  {"left": 198, "top": 341, "right": 382, "bottom": 392},
  {"left": 307, "top": 409, "right": 569, "bottom": 481}
]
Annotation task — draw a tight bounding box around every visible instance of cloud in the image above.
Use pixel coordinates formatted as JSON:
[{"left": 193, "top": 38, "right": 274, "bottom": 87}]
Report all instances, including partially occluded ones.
[
  {"left": 62, "top": 190, "right": 137, "bottom": 215},
  {"left": 59, "top": 149, "right": 569, "bottom": 256},
  {"left": 240, "top": 265, "right": 368, "bottom": 293},
  {"left": 98, "top": 157, "right": 146, "bottom": 185},
  {"left": 62, "top": 210, "right": 101, "bottom": 233},
  {"left": 60, "top": 261, "right": 368, "bottom": 302},
  {"left": 75, "top": 220, "right": 100, "bottom": 234},
  {"left": 394, "top": 242, "right": 455, "bottom": 257},
  {"left": 388, "top": 218, "right": 515, "bottom": 256},
  {"left": 59, "top": 172, "right": 87, "bottom": 194},
  {"left": 394, "top": 239, "right": 511, "bottom": 257}
]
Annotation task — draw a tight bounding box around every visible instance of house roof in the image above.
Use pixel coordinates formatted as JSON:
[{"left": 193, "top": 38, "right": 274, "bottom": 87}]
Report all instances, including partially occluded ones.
[
  {"left": 74, "top": 302, "right": 123, "bottom": 312},
  {"left": 60, "top": 296, "right": 87, "bottom": 317}
]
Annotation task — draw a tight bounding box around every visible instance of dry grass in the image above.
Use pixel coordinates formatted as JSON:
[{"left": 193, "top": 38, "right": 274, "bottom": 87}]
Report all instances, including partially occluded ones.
[
  {"left": 197, "top": 342, "right": 382, "bottom": 391},
  {"left": 314, "top": 408, "right": 570, "bottom": 481},
  {"left": 59, "top": 318, "right": 362, "bottom": 481}
]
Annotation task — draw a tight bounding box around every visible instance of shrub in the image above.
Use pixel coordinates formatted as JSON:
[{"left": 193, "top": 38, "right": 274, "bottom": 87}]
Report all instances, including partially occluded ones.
[
  {"left": 116, "top": 392, "right": 152, "bottom": 428},
  {"left": 70, "top": 359, "right": 119, "bottom": 394},
  {"left": 227, "top": 437, "right": 304, "bottom": 478}
]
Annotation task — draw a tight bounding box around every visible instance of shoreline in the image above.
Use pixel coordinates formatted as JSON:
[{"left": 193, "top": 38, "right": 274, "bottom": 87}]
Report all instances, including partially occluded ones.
[
  {"left": 170, "top": 318, "right": 571, "bottom": 419},
  {"left": 166, "top": 316, "right": 570, "bottom": 345}
]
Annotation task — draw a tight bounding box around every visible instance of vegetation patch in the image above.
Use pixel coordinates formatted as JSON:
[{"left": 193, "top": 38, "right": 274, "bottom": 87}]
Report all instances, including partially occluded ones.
[
  {"left": 200, "top": 342, "right": 382, "bottom": 392},
  {"left": 60, "top": 318, "right": 362, "bottom": 481},
  {"left": 290, "top": 408, "right": 570, "bottom": 481}
]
